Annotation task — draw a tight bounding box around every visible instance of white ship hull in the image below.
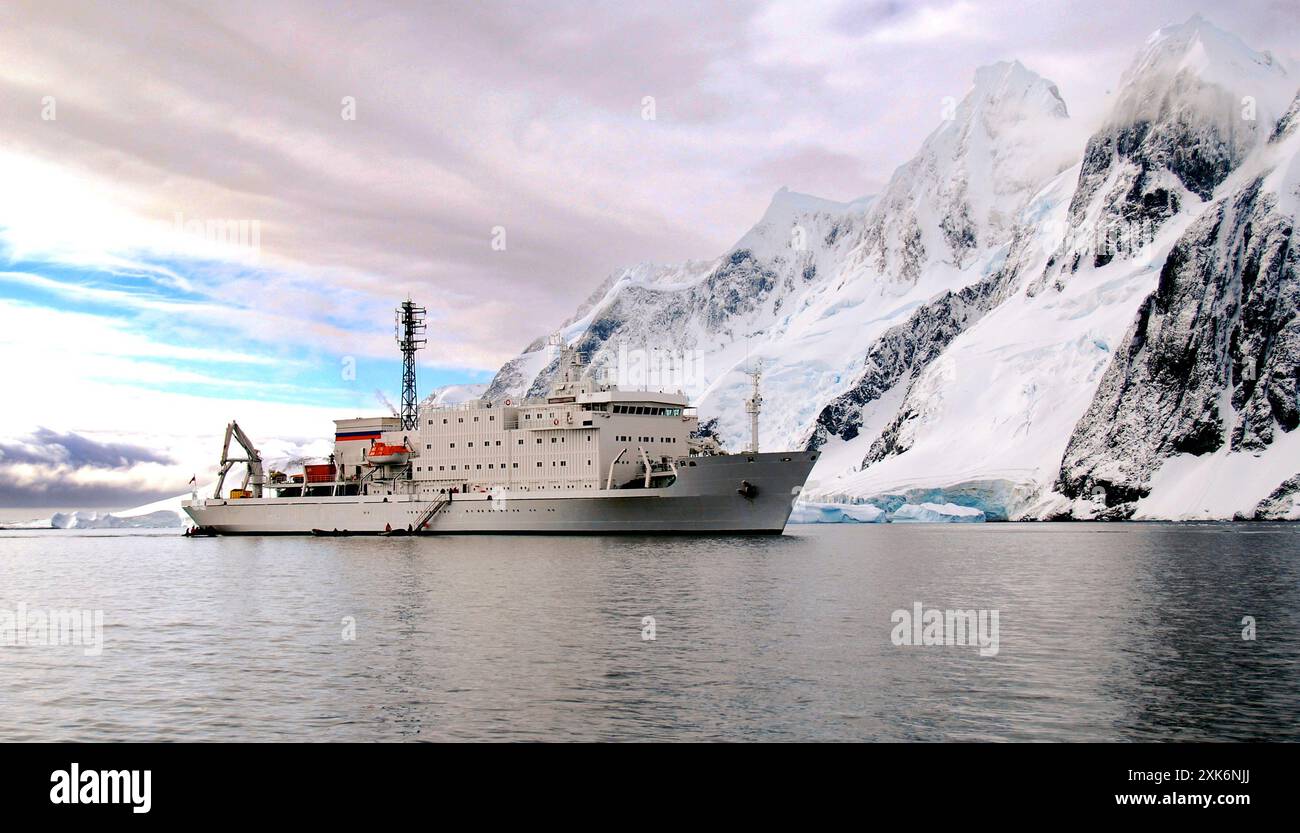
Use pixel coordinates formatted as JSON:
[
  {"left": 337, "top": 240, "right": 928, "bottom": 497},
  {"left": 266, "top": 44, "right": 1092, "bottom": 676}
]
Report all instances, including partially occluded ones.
[{"left": 183, "top": 452, "right": 817, "bottom": 535}]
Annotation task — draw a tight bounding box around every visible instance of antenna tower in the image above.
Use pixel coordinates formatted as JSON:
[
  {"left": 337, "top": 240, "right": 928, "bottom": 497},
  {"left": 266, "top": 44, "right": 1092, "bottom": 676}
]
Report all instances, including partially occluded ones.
[{"left": 395, "top": 299, "right": 427, "bottom": 431}]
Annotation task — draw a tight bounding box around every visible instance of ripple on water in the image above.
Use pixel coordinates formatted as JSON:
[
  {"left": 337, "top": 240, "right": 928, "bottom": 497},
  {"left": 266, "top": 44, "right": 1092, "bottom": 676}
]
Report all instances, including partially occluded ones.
[{"left": 0, "top": 523, "right": 1297, "bottom": 741}]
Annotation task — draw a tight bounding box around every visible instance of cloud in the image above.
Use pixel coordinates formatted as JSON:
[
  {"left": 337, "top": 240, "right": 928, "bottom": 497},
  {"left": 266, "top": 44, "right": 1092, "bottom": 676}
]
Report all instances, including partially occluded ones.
[
  {"left": 866, "top": 1, "right": 987, "bottom": 45},
  {"left": 0, "top": 428, "right": 176, "bottom": 510},
  {"left": 0, "top": 428, "right": 172, "bottom": 469},
  {"left": 0, "top": 424, "right": 336, "bottom": 511},
  {"left": 0, "top": 479, "right": 179, "bottom": 511},
  {"left": 5, "top": 2, "right": 1295, "bottom": 371}
]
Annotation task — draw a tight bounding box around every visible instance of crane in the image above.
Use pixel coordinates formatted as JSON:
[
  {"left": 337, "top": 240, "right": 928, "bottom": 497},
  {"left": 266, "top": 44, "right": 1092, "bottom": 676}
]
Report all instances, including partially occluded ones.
[{"left": 212, "top": 421, "right": 266, "bottom": 499}]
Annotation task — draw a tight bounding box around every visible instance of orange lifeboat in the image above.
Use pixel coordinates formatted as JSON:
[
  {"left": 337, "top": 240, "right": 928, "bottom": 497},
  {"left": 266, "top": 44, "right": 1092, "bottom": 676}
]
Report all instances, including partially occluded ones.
[{"left": 367, "top": 441, "right": 411, "bottom": 466}]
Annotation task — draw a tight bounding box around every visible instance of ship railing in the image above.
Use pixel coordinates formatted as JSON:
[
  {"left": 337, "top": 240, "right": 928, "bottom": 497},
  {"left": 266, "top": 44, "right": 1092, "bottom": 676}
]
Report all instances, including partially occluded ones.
[{"left": 419, "top": 394, "right": 581, "bottom": 414}]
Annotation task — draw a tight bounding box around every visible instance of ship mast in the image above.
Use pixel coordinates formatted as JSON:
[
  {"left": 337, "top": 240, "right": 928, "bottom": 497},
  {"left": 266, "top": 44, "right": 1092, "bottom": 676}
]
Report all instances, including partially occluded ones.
[
  {"left": 745, "top": 359, "right": 762, "bottom": 454},
  {"left": 395, "top": 299, "right": 427, "bottom": 431}
]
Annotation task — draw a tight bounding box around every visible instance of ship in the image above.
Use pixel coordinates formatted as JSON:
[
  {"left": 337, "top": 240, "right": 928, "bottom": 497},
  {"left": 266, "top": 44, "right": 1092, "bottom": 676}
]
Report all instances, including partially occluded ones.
[{"left": 181, "top": 301, "right": 817, "bottom": 535}]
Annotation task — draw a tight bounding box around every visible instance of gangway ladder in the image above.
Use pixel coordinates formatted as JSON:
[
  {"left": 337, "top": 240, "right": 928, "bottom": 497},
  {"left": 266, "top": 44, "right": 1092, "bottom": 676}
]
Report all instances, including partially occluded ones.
[{"left": 414, "top": 493, "right": 451, "bottom": 532}]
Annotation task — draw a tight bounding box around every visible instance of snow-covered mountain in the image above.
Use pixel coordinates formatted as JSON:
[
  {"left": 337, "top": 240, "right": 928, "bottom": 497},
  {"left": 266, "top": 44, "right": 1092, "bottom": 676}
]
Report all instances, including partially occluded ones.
[
  {"left": 1059, "top": 86, "right": 1300, "bottom": 520},
  {"left": 815, "top": 16, "right": 1297, "bottom": 521},
  {"left": 861, "top": 59, "right": 1071, "bottom": 280},
  {"left": 423, "top": 382, "right": 489, "bottom": 407},
  {"left": 1036, "top": 14, "right": 1293, "bottom": 291},
  {"left": 484, "top": 17, "right": 1299, "bottom": 522},
  {"left": 487, "top": 59, "right": 1071, "bottom": 454}
]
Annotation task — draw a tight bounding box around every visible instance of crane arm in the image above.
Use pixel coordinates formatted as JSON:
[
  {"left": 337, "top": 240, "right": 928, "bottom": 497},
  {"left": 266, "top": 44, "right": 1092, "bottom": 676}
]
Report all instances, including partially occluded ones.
[{"left": 213, "top": 420, "right": 266, "bottom": 498}]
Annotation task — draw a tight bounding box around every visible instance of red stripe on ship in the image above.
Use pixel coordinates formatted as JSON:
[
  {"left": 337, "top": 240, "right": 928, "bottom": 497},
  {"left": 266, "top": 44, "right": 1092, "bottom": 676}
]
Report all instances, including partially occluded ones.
[{"left": 335, "top": 432, "right": 383, "bottom": 441}]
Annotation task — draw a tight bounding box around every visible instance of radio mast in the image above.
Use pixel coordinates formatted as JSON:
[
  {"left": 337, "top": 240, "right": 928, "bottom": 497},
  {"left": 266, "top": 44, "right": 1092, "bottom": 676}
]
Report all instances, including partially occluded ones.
[
  {"left": 745, "top": 359, "right": 763, "bottom": 454},
  {"left": 395, "top": 299, "right": 427, "bottom": 431}
]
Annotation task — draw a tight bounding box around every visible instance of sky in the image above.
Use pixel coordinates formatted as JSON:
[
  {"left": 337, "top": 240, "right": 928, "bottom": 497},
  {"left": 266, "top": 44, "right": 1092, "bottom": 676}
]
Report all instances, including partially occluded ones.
[{"left": 0, "top": 0, "right": 1297, "bottom": 514}]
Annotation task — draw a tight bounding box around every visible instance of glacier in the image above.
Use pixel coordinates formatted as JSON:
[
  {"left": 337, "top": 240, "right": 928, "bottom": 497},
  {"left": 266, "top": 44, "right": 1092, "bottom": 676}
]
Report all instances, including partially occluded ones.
[{"left": 788, "top": 501, "right": 886, "bottom": 524}]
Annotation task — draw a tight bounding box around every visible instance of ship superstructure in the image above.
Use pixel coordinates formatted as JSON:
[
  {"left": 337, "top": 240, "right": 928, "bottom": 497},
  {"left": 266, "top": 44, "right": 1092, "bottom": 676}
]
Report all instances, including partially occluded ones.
[{"left": 182, "top": 302, "right": 816, "bottom": 535}]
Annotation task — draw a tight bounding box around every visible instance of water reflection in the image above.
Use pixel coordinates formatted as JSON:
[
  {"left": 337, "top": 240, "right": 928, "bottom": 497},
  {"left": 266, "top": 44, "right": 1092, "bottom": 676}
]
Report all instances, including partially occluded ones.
[{"left": 0, "top": 523, "right": 1296, "bottom": 741}]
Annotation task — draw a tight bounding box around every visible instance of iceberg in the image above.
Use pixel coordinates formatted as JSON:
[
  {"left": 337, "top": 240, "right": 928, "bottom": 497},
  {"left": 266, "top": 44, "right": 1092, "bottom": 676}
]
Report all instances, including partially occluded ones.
[
  {"left": 49, "top": 510, "right": 184, "bottom": 529},
  {"left": 788, "top": 501, "right": 886, "bottom": 524},
  {"left": 889, "top": 502, "right": 985, "bottom": 523}
]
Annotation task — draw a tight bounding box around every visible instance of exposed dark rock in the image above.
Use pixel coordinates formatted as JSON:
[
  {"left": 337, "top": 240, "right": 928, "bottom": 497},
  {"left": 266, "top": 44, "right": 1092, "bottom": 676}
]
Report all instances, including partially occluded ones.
[
  {"left": 1252, "top": 474, "right": 1300, "bottom": 519},
  {"left": 1057, "top": 174, "right": 1298, "bottom": 506},
  {"left": 1268, "top": 92, "right": 1300, "bottom": 144},
  {"left": 1037, "top": 69, "right": 1267, "bottom": 291}
]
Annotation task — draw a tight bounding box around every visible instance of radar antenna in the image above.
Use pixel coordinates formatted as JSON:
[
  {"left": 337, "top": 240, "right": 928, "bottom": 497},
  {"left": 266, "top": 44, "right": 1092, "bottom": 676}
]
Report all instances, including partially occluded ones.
[{"left": 395, "top": 299, "right": 427, "bottom": 431}]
